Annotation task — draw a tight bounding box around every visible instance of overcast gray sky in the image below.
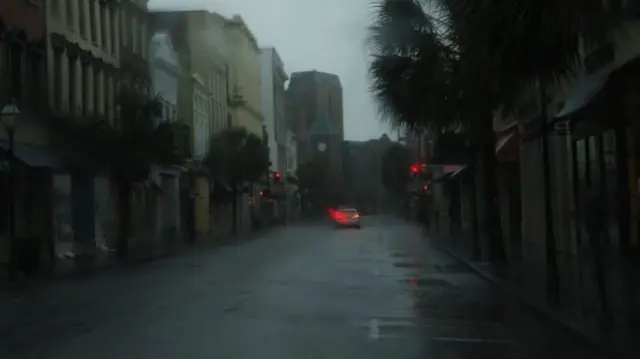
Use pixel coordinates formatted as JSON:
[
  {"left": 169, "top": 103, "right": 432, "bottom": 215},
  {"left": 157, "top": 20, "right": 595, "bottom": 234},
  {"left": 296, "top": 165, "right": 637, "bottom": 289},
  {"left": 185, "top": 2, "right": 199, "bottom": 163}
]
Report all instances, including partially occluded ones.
[{"left": 149, "top": 0, "right": 394, "bottom": 141}]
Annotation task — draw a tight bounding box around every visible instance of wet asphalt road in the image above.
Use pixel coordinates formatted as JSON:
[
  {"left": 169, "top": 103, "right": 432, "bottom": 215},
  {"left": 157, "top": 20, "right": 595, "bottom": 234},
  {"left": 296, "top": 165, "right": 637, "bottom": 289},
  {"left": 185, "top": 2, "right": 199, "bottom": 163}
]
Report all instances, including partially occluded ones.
[{"left": 1, "top": 216, "right": 599, "bottom": 359}]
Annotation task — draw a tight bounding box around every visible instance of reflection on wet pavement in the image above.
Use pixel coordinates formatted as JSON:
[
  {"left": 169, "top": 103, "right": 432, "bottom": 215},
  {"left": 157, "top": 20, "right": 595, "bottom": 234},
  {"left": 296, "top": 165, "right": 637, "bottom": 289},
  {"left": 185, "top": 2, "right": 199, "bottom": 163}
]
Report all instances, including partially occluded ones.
[{"left": 0, "top": 216, "right": 603, "bottom": 359}]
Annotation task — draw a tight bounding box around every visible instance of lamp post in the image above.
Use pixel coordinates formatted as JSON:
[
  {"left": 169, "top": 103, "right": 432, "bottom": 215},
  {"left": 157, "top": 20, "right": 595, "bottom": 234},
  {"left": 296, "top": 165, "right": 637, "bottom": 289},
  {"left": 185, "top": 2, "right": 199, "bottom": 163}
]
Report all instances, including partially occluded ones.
[{"left": 1, "top": 100, "right": 20, "bottom": 281}]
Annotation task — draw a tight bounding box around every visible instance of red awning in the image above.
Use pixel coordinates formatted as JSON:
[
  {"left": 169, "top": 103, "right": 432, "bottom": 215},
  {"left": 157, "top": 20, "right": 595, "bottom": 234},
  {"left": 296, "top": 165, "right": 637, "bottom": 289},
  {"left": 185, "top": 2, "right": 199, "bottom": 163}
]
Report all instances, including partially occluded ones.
[{"left": 495, "top": 132, "right": 520, "bottom": 162}]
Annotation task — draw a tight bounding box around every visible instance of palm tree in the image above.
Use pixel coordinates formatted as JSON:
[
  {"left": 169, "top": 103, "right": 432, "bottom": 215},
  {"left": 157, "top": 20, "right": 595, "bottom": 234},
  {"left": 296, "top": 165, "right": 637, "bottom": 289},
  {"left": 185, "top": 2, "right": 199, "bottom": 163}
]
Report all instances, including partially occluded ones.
[
  {"left": 370, "top": 0, "right": 627, "bottom": 306},
  {"left": 435, "top": 0, "right": 626, "bottom": 307},
  {"left": 369, "top": 0, "right": 509, "bottom": 262}
]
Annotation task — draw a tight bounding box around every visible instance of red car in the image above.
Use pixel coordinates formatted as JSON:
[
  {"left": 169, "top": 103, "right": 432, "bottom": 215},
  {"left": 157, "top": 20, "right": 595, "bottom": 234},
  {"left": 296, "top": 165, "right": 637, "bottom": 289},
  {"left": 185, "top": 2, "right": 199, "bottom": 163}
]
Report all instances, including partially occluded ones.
[{"left": 329, "top": 208, "right": 362, "bottom": 229}]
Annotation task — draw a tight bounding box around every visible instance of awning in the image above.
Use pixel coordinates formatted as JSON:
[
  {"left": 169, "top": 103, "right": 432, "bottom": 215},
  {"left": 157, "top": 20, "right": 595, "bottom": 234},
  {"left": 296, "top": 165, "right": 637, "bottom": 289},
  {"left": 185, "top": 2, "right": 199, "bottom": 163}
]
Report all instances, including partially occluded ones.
[
  {"left": 495, "top": 132, "right": 520, "bottom": 162},
  {"left": 555, "top": 67, "right": 613, "bottom": 118},
  {"left": 432, "top": 165, "right": 467, "bottom": 182},
  {"left": 0, "top": 141, "right": 64, "bottom": 169},
  {"left": 449, "top": 165, "right": 467, "bottom": 178}
]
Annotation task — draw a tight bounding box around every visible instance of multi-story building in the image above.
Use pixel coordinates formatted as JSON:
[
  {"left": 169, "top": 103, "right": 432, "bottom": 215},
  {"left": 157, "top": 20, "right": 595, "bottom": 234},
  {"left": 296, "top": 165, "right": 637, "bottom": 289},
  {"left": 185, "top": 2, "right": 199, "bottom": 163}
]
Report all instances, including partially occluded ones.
[
  {"left": 192, "top": 73, "right": 211, "bottom": 159},
  {"left": 286, "top": 129, "right": 297, "bottom": 175},
  {"left": 148, "top": 31, "right": 182, "bottom": 245},
  {"left": 46, "top": 0, "right": 120, "bottom": 123},
  {"left": 150, "top": 10, "right": 228, "bottom": 156},
  {"left": 0, "top": 0, "right": 54, "bottom": 276},
  {"left": 46, "top": 0, "right": 124, "bottom": 265},
  {"left": 260, "top": 47, "right": 288, "bottom": 172},
  {"left": 211, "top": 14, "right": 262, "bottom": 138},
  {"left": 149, "top": 32, "right": 179, "bottom": 123},
  {"left": 119, "top": 0, "right": 149, "bottom": 90},
  {"left": 286, "top": 70, "right": 344, "bottom": 175},
  {"left": 150, "top": 9, "right": 230, "bottom": 240}
]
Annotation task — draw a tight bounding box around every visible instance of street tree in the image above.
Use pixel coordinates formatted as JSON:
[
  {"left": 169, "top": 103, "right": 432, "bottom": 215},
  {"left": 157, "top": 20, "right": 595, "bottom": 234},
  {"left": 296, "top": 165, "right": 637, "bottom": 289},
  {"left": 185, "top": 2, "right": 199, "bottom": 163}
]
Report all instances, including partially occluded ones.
[
  {"left": 52, "top": 84, "right": 186, "bottom": 259},
  {"left": 203, "top": 127, "right": 270, "bottom": 233}
]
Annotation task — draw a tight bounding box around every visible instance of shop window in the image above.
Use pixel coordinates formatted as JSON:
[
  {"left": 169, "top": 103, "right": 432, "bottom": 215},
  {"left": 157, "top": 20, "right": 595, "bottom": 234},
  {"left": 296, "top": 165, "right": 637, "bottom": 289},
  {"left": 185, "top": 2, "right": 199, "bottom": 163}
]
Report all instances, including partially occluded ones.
[
  {"left": 68, "top": 58, "right": 76, "bottom": 113},
  {"left": 101, "top": 5, "right": 109, "bottom": 52},
  {"left": 603, "top": 130, "right": 619, "bottom": 246},
  {"left": 9, "top": 44, "right": 22, "bottom": 101},
  {"left": 576, "top": 139, "right": 588, "bottom": 191},
  {"left": 588, "top": 136, "right": 601, "bottom": 190},
  {"left": 53, "top": 52, "right": 63, "bottom": 109},
  {"left": 79, "top": 0, "right": 86, "bottom": 37},
  {"left": 89, "top": 0, "right": 98, "bottom": 43},
  {"left": 66, "top": 0, "right": 75, "bottom": 29}
]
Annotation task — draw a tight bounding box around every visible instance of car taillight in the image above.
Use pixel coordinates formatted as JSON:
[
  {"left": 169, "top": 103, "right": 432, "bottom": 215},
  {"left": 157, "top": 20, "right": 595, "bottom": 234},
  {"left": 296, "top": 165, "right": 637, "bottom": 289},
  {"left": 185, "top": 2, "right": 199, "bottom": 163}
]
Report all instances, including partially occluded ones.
[{"left": 353, "top": 214, "right": 359, "bottom": 219}]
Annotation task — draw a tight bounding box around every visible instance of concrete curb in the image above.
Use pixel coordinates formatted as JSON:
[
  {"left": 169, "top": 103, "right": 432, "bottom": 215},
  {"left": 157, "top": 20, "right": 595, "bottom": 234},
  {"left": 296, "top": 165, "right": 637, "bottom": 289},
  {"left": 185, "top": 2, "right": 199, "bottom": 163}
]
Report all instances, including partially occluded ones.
[
  {"left": 1, "top": 228, "right": 275, "bottom": 292},
  {"left": 440, "top": 245, "right": 624, "bottom": 358}
]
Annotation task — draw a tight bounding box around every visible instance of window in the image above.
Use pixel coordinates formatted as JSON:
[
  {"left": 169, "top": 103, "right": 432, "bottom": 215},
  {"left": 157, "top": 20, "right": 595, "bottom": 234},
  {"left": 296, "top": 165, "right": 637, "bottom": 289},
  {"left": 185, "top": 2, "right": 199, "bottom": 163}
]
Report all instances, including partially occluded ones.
[
  {"left": 94, "top": 68, "right": 101, "bottom": 116},
  {"left": 9, "top": 45, "right": 22, "bottom": 101},
  {"left": 89, "top": 0, "right": 97, "bottom": 43},
  {"left": 140, "top": 23, "right": 147, "bottom": 57},
  {"left": 79, "top": 0, "right": 86, "bottom": 37},
  {"left": 101, "top": 4, "right": 109, "bottom": 52},
  {"left": 82, "top": 65, "right": 91, "bottom": 116},
  {"left": 588, "top": 136, "right": 601, "bottom": 191},
  {"left": 131, "top": 16, "right": 137, "bottom": 52},
  {"left": 105, "top": 74, "right": 112, "bottom": 120},
  {"left": 53, "top": 52, "right": 63, "bottom": 109},
  {"left": 68, "top": 57, "right": 76, "bottom": 113},
  {"left": 111, "top": 10, "right": 118, "bottom": 54},
  {"left": 50, "top": 0, "right": 60, "bottom": 17},
  {"left": 121, "top": 11, "right": 128, "bottom": 46},
  {"left": 66, "top": 0, "right": 75, "bottom": 28},
  {"left": 30, "top": 54, "right": 43, "bottom": 108}
]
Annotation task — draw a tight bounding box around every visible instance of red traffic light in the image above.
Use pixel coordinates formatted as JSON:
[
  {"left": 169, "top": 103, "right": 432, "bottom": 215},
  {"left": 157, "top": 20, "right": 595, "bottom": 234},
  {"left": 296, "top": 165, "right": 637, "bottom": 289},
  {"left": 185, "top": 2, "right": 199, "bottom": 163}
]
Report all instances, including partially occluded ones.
[
  {"left": 274, "top": 172, "right": 281, "bottom": 179},
  {"left": 410, "top": 164, "right": 420, "bottom": 174},
  {"left": 259, "top": 190, "right": 264, "bottom": 196}
]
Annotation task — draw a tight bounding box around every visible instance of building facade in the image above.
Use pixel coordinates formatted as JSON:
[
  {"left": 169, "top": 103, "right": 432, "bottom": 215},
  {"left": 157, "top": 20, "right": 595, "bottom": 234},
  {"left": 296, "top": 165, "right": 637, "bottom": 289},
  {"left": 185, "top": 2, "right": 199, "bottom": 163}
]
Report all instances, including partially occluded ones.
[
  {"left": 46, "top": 0, "right": 126, "bottom": 270},
  {"left": 214, "top": 14, "right": 262, "bottom": 138},
  {"left": 286, "top": 129, "right": 297, "bottom": 175},
  {"left": 150, "top": 9, "right": 232, "bottom": 240},
  {"left": 260, "top": 47, "right": 288, "bottom": 172},
  {"left": 148, "top": 31, "right": 182, "bottom": 248},
  {"left": 149, "top": 32, "right": 178, "bottom": 122},
  {"left": 287, "top": 70, "right": 344, "bottom": 160},
  {"left": 192, "top": 73, "right": 211, "bottom": 159},
  {"left": 46, "top": 0, "right": 120, "bottom": 122},
  {"left": 0, "top": 0, "right": 55, "bottom": 276},
  {"left": 287, "top": 70, "right": 344, "bottom": 183}
]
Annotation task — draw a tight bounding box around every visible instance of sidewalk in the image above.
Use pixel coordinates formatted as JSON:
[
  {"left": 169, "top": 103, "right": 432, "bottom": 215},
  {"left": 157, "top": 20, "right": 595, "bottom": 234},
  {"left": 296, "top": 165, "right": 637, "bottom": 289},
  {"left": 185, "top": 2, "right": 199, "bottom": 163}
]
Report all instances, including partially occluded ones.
[
  {"left": 0, "top": 226, "right": 276, "bottom": 292},
  {"left": 434, "top": 233, "right": 639, "bottom": 359}
]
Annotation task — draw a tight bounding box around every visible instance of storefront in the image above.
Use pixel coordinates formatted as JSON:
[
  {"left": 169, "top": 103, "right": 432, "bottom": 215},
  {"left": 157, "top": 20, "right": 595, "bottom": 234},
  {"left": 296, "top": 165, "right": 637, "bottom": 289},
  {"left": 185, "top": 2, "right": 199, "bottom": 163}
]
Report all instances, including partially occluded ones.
[{"left": 554, "top": 58, "right": 639, "bottom": 256}]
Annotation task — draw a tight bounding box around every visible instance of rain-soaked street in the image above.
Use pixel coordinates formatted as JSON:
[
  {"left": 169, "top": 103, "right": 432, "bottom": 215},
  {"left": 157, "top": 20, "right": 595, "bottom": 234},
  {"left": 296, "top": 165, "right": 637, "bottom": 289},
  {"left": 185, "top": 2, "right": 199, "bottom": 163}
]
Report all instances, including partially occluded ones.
[{"left": 1, "top": 216, "right": 602, "bottom": 359}]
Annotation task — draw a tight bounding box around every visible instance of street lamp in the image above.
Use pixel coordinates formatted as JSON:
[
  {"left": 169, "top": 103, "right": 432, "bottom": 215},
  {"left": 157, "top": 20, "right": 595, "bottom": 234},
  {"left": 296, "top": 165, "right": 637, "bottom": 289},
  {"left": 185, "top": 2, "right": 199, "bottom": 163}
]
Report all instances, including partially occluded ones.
[{"left": 1, "top": 99, "right": 20, "bottom": 281}]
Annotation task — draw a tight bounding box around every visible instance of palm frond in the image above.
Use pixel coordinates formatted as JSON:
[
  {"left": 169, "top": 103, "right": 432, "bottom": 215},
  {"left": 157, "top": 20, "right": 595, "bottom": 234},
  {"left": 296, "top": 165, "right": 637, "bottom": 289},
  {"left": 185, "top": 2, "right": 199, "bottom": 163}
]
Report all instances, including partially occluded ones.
[{"left": 432, "top": 0, "right": 623, "bottom": 84}]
